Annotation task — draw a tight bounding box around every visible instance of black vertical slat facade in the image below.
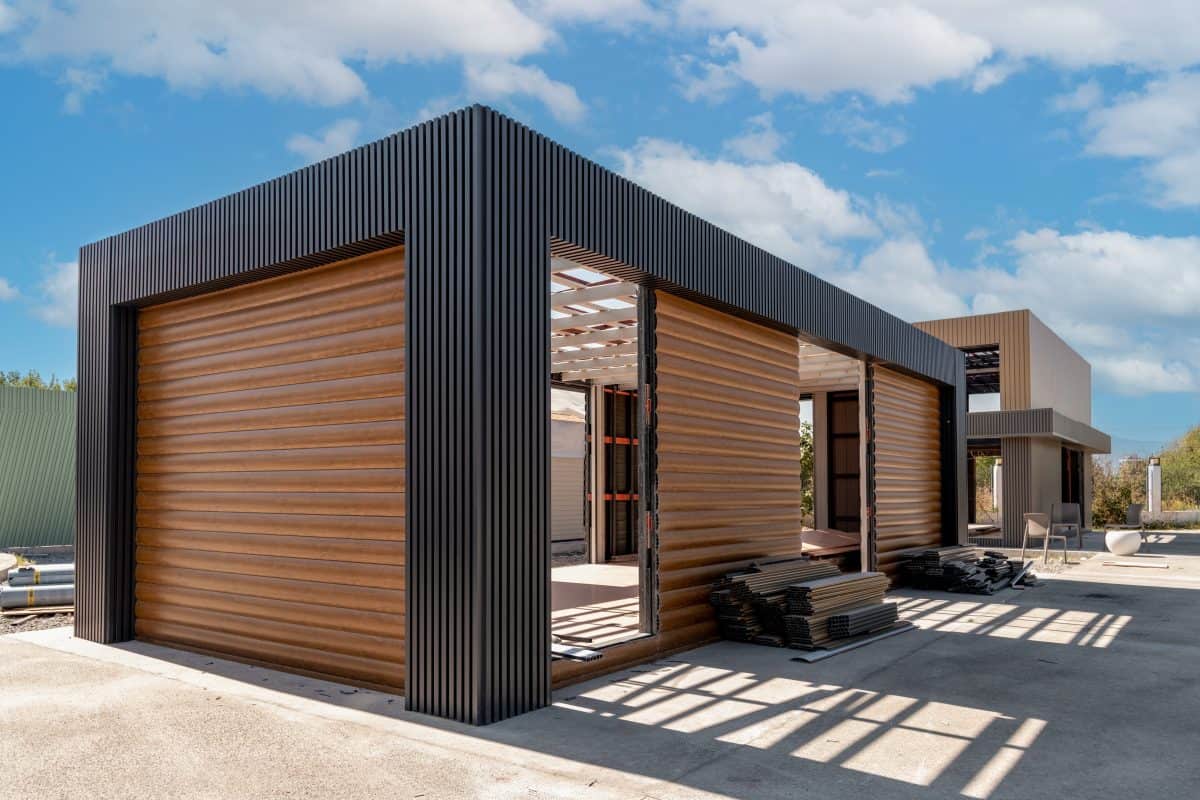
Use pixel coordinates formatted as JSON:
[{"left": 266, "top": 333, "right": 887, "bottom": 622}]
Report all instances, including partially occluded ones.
[{"left": 77, "top": 104, "right": 966, "bottom": 726}]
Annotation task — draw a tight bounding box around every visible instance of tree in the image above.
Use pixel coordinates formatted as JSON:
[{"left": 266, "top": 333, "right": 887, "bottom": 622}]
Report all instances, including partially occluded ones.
[
  {"left": 0, "top": 369, "right": 78, "bottom": 391},
  {"left": 974, "top": 455, "right": 998, "bottom": 523},
  {"left": 1092, "top": 456, "right": 1147, "bottom": 525},
  {"left": 1160, "top": 426, "right": 1200, "bottom": 510},
  {"left": 799, "top": 421, "right": 814, "bottom": 521}
]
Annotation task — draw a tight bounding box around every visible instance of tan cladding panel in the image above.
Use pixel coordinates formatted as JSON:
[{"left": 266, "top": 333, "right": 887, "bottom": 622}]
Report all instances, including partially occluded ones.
[
  {"left": 134, "top": 247, "right": 406, "bottom": 692},
  {"left": 873, "top": 366, "right": 942, "bottom": 575},
  {"left": 655, "top": 292, "right": 805, "bottom": 635},
  {"left": 914, "top": 310, "right": 1031, "bottom": 411}
]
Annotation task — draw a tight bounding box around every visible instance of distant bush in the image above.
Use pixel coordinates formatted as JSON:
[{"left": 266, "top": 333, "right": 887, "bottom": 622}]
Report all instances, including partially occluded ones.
[
  {"left": 1091, "top": 456, "right": 1146, "bottom": 526},
  {"left": 1160, "top": 426, "right": 1200, "bottom": 510},
  {"left": 1, "top": 369, "right": 77, "bottom": 392}
]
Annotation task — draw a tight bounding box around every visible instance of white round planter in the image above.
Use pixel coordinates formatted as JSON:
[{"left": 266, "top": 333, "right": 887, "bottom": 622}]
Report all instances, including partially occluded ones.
[{"left": 1106, "top": 529, "right": 1142, "bottom": 556}]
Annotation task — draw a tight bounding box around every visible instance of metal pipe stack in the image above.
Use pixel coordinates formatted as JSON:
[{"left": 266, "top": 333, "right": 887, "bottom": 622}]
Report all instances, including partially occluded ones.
[{"left": 1, "top": 563, "right": 76, "bottom": 610}]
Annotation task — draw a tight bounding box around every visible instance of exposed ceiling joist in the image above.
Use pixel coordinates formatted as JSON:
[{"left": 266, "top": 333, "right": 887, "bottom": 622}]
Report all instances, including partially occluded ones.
[
  {"left": 551, "top": 307, "right": 637, "bottom": 331},
  {"left": 552, "top": 342, "right": 639, "bottom": 367},
  {"left": 557, "top": 367, "right": 639, "bottom": 385},
  {"left": 550, "top": 283, "right": 636, "bottom": 310},
  {"left": 550, "top": 326, "right": 638, "bottom": 349}
]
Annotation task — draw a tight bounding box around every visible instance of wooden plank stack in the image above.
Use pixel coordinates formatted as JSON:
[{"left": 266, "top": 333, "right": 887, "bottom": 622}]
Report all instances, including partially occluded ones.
[
  {"left": 898, "top": 546, "right": 1023, "bottom": 594},
  {"left": 782, "top": 572, "right": 891, "bottom": 648},
  {"left": 708, "top": 558, "right": 840, "bottom": 642}
]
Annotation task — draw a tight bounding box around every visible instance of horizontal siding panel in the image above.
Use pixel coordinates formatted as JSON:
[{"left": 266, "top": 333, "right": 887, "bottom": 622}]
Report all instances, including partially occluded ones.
[
  {"left": 135, "top": 619, "right": 403, "bottom": 689},
  {"left": 134, "top": 249, "right": 405, "bottom": 691},
  {"left": 137, "top": 420, "right": 404, "bottom": 455},
  {"left": 140, "top": 324, "right": 403, "bottom": 384},
  {"left": 135, "top": 564, "right": 402, "bottom": 614},
  {"left": 137, "top": 468, "right": 403, "bottom": 494},
  {"left": 136, "top": 444, "right": 404, "bottom": 474},
  {"left": 137, "top": 397, "right": 402, "bottom": 438},
  {"left": 872, "top": 366, "right": 942, "bottom": 576},
  {"left": 136, "top": 509, "right": 403, "bottom": 540},
  {"left": 136, "top": 528, "right": 404, "bottom": 565},
  {"left": 135, "top": 582, "right": 403, "bottom": 638}
]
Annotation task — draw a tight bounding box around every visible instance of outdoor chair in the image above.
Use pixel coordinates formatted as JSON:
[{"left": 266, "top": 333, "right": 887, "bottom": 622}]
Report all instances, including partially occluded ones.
[
  {"left": 1051, "top": 502, "right": 1084, "bottom": 549},
  {"left": 1021, "top": 512, "right": 1069, "bottom": 563}
]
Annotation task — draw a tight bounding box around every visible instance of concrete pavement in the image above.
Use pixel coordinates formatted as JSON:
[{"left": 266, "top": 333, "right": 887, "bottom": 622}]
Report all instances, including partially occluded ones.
[{"left": 4, "top": 531, "right": 1200, "bottom": 799}]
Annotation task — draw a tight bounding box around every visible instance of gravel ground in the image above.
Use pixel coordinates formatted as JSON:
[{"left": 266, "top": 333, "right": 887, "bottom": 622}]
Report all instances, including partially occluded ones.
[{"left": 0, "top": 611, "right": 73, "bottom": 636}]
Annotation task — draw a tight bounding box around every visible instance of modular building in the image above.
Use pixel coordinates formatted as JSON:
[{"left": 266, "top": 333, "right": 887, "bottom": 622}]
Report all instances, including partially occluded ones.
[
  {"left": 76, "top": 106, "right": 967, "bottom": 725},
  {"left": 915, "top": 310, "right": 1110, "bottom": 543}
]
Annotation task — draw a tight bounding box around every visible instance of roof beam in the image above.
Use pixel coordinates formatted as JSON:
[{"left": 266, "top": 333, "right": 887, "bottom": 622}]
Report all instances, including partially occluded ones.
[
  {"left": 550, "top": 283, "right": 637, "bottom": 310},
  {"left": 551, "top": 308, "right": 637, "bottom": 331},
  {"left": 550, "top": 326, "right": 638, "bottom": 349}
]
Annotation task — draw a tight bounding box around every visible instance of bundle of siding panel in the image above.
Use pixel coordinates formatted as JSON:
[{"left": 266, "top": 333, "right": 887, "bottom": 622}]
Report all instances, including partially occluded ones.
[
  {"left": 709, "top": 558, "right": 841, "bottom": 643},
  {"left": 782, "top": 572, "right": 890, "bottom": 649},
  {"left": 828, "top": 603, "right": 899, "bottom": 638}
]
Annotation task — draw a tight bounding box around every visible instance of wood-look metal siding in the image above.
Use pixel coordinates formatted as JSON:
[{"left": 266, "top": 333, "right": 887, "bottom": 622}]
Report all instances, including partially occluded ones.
[
  {"left": 554, "top": 291, "right": 807, "bottom": 687},
  {"left": 872, "top": 366, "right": 943, "bottom": 574},
  {"left": 655, "top": 292, "right": 807, "bottom": 627},
  {"left": 78, "top": 104, "right": 965, "bottom": 724},
  {"left": 914, "top": 311, "right": 1031, "bottom": 410},
  {"left": 133, "top": 249, "right": 406, "bottom": 691}
]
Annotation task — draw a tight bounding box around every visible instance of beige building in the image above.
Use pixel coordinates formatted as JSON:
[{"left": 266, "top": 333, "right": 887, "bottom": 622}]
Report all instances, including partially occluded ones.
[{"left": 915, "top": 310, "right": 1111, "bottom": 545}]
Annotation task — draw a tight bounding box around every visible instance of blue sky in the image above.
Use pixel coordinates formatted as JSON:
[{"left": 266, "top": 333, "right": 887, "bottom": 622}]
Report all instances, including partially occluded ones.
[{"left": 1, "top": 1, "right": 1197, "bottom": 451}]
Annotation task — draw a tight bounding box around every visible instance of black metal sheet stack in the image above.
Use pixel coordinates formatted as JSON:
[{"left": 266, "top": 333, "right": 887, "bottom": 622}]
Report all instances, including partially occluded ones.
[
  {"left": 828, "top": 603, "right": 899, "bottom": 638},
  {"left": 709, "top": 559, "right": 841, "bottom": 642},
  {"left": 782, "top": 572, "right": 890, "bottom": 649},
  {"left": 898, "top": 546, "right": 1023, "bottom": 594}
]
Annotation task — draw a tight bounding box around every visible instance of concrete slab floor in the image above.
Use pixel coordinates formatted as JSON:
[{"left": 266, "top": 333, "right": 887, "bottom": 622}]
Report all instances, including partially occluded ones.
[{"left": 4, "top": 530, "right": 1200, "bottom": 799}]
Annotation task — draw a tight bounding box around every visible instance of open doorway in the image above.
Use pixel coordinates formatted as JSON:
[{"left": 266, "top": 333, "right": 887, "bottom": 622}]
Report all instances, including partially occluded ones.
[
  {"left": 548, "top": 252, "right": 645, "bottom": 651},
  {"left": 795, "top": 342, "right": 865, "bottom": 569}
]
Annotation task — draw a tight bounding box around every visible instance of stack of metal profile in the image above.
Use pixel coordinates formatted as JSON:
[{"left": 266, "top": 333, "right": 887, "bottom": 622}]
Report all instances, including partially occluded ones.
[
  {"left": 782, "top": 572, "right": 890, "bottom": 649},
  {"left": 828, "top": 603, "right": 899, "bottom": 639},
  {"left": 709, "top": 559, "right": 841, "bottom": 643},
  {"left": 899, "top": 547, "right": 1021, "bottom": 594}
]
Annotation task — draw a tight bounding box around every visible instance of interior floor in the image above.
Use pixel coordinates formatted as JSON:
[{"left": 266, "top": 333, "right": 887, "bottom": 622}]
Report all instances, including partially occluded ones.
[{"left": 551, "top": 563, "right": 641, "bottom": 649}]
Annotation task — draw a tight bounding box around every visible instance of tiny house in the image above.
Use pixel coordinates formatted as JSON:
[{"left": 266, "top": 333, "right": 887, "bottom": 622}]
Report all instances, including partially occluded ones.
[{"left": 76, "top": 106, "right": 968, "bottom": 724}]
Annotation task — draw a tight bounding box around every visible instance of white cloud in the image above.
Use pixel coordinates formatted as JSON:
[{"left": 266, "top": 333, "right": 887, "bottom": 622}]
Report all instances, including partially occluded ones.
[
  {"left": 722, "top": 112, "right": 784, "bottom": 162},
  {"left": 675, "top": 2, "right": 1200, "bottom": 102},
  {"left": 464, "top": 60, "right": 586, "bottom": 123},
  {"left": 837, "top": 238, "right": 969, "bottom": 320},
  {"left": 59, "top": 66, "right": 104, "bottom": 114},
  {"left": 965, "top": 227, "right": 1200, "bottom": 396},
  {"left": 1092, "top": 355, "right": 1197, "bottom": 396},
  {"left": 286, "top": 118, "right": 362, "bottom": 163},
  {"left": 0, "top": 2, "right": 18, "bottom": 34},
  {"left": 530, "top": 0, "right": 662, "bottom": 28},
  {"left": 31, "top": 260, "right": 78, "bottom": 328},
  {"left": 824, "top": 100, "right": 907, "bottom": 153},
  {"left": 0, "top": 277, "right": 17, "bottom": 301},
  {"left": 612, "top": 135, "right": 1197, "bottom": 397},
  {"left": 1082, "top": 71, "right": 1200, "bottom": 206},
  {"left": 614, "top": 137, "right": 877, "bottom": 271},
  {"left": 7, "top": 1, "right": 554, "bottom": 105},
  {"left": 1051, "top": 79, "right": 1103, "bottom": 113},
  {"left": 679, "top": 3, "right": 991, "bottom": 103}
]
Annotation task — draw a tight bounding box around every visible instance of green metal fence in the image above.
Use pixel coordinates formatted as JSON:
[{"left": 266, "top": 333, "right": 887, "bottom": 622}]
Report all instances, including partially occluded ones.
[{"left": 0, "top": 385, "right": 76, "bottom": 547}]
